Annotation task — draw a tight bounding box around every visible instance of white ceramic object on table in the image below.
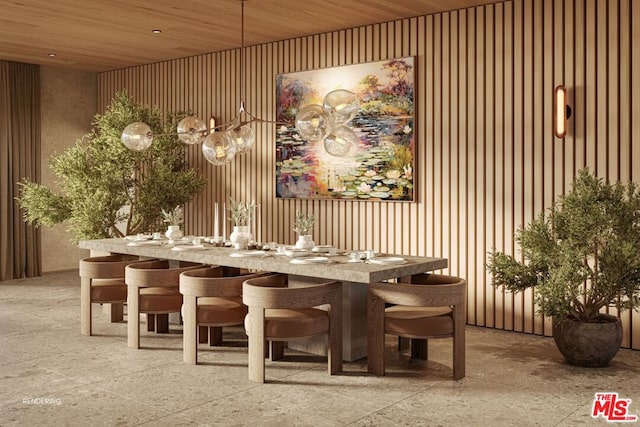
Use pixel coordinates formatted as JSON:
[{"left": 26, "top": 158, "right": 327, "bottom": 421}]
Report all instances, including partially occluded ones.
[
  {"left": 165, "top": 225, "right": 183, "bottom": 240},
  {"left": 295, "top": 234, "right": 315, "bottom": 250},
  {"left": 230, "top": 225, "right": 252, "bottom": 249},
  {"left": 290, "top": 256, "right": 329, "bottom": 265},
  {"left": 126, "top": 240, "right": 162, "bottom": 247},
  {"left": 285, "top": 249, "right": 310, "bottom": 258},
  {"left": 230, "top": 250, "right": 267, "bottom": 258},
  {"left": 171, "top": 244, "right": 207, "bottom": 252},
  {"left": 368, "top": 256, "right": 407, "bottom": 265}
]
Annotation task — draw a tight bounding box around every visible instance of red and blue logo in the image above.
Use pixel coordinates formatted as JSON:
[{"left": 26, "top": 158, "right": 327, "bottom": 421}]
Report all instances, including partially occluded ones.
[{"left": 592, "top": 392, "right": 638, "bottom": 423}]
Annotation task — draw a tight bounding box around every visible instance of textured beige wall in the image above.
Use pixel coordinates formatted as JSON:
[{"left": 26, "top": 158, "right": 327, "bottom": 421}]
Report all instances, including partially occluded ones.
[{"left": 40, "top": 66, "right": 96, "bottom": 272}]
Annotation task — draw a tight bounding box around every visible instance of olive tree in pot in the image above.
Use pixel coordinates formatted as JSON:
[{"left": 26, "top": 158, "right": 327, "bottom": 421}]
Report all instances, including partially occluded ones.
[{"left": 487, "top": 169, "right": 640, "bottom": 367}]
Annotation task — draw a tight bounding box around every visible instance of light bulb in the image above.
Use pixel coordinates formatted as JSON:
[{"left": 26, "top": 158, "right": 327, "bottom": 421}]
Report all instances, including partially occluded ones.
[
  {"left": 228, "top": 124, "right": 255, "bottom": 154},
  {"left": 202, "top": 132, "right": 237, "bottom": 165},
  {"left": 177, "top": 116, "right": 206, "bottom": 145},
  {"left": 323, "top": 89, "right": 359, "bottom": 125},
  {"left": 324, "top": 125, "right": 357, "bottom": 157},
  {"left": 121, "top": 122, "right": 153, "bottom": 151},
  {"left": 295, "top": 104, "right": 330, "bottom": 142}
]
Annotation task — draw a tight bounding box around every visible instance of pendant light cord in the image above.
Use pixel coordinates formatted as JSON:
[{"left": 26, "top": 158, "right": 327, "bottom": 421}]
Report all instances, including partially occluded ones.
[{"left": 239, "top": 0, "right": 246, "bottom": 113}]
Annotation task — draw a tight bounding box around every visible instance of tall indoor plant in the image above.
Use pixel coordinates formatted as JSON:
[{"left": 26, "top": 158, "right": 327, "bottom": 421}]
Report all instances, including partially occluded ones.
[
  {"left": 487, "top": 168, "right": 640, "bottom": 366},
  {"left": 18, "top": 92, "right": 205, "bottom": 243}
]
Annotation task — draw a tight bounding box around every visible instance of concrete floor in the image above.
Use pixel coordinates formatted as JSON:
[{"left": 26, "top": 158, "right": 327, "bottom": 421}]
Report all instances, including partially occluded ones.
[{"left": 1, "top": 270, "right": 639, "bottom": 426}]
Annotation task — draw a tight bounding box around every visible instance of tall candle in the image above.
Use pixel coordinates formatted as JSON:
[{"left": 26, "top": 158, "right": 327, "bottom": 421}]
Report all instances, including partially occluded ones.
[
  {"left": 213, "top": 202, "right": 219, "bottom": 238},
  {"left": 257, "top": 203, "right": 261, "bottom": 243},
  {"left": 251, "top": 199, "right": 256, "bottom": 239},
  {"left": 247, "top": 202, "right": 252, "bottom": 237},
  {"left": 222, "top": 202, "right": 226, "bottom": 239}
]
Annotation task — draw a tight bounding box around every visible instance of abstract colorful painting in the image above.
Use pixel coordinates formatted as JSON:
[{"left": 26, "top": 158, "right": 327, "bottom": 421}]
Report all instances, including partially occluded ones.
[{"left": 275, "top": 57, "right": 415, "bottom": 201}]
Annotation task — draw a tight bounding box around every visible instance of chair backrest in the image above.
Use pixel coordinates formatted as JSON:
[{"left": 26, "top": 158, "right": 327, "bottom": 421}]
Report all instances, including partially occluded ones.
[
  {"left": 243, "top": 274, "right": 341, "bottom": 309},
  {"left": 79, "top": 254, "right": 139, "bottom": 279},
  {"left": 180, "top": 267, "right": 270, "bottom": 297},
  {"left": 369, "top": 274, "right": 466, "bottom": 307},
  {"left": 125, "top": 260, "right": 203, "bottom": 288}
]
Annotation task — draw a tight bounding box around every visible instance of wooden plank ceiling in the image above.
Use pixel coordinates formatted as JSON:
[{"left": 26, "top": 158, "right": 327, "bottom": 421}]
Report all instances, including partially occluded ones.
[{"left": 0, "top": 0, "right": 503, "bottom": 72}]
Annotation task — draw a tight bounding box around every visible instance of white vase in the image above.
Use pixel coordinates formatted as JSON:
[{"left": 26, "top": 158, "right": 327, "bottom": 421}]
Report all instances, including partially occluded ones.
[
  {"left": 230, "top": 225, "right": 252, "bottom": 249},
  {"left": 165, "top": 225, "right": 183, "bottom": 240},
  {"left": 295, "top": 234, "right": 315, "bottom": 250}
]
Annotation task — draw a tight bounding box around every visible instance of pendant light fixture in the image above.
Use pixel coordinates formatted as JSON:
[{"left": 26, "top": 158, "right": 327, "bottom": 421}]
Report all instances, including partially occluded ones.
[
  {"left": 121, "top": 0, "right": 361, "bottom": 162},
  {"left": 294, "top": 88, "right": 360, "bottom": 157},
  {"left": 121, "top": 0, "right": 262, "bottom": 165}
]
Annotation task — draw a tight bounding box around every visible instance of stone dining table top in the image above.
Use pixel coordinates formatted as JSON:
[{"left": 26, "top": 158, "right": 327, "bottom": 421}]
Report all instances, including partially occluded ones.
[{"left": 78, "top": 238, "right": 448, "bottom": 284}]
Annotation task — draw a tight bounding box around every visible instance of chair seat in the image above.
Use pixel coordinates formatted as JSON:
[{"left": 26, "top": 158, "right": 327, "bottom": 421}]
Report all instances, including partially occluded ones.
[
  {"left": 139, "top": 287, "right": 182, "bottom": 313},
  {"left": 385, "top": 306, "right": 453, "bottom": 337},
  {"left": 91, "top": 279, "right": 127, "bottom": 302},
  {"left": 197, "top": 296, "right": 247, "bottom": 326},
  {"left": 245, "top": 308, "right": 329, "bottom": 339}
]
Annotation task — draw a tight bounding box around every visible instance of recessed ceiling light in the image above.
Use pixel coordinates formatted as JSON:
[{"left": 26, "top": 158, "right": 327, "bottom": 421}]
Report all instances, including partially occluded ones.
[
  {"left": 47, "top": 53, "right": 57, "bottom": 57},
  {"left": 152, "top": 29, "right": 162, "bottom": 34}
]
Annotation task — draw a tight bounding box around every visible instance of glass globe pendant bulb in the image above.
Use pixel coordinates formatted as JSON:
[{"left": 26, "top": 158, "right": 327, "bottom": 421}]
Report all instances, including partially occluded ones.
[
  {"left": 295, "top": 104, "right": 331, "bottom": 142},
  {"left": 324, "top": 125, "right": 357, "bottom": 157},
  {"left": 121, "top": 122, "right": 153, "bottom": 151},
  {"left": 202, "top": 132, "right": 237, "bottom": 166},
  {"left": 177, "top": 116, "right": 206, "bottom": 145},
  {"left": 323, "top": 89, "right": 360, "bottom": 125},
  {"left": 228, "top": 122, "right": 255, "bottom": 154}
]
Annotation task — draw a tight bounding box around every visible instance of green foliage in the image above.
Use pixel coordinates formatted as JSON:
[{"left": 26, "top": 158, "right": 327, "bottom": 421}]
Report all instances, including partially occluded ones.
[
  {"left": 487, "top": 169, "right": 640, "bottom": 321},
  {"left": 18, "top": 91, "right": 206, "bottom": 243},
  {"left": 292, "top": 210, "right": 315, "bottom": 235},
  {"left": 161, "top": 206, "right": 183, "bottom": 226},
  {"left": 227, "top": 198, "right": 255, "bottom": 226}
]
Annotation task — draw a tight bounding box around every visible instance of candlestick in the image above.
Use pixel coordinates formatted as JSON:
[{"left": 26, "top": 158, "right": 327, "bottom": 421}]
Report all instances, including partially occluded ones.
[
  {"left": 257, "top": 203, "right": 261, "bottom": 243},
  {"left": 248, "top": 203, "right": 252, "bottom": 238},
  {"left": 222, "top": 202, "right": 226, "bottom": 240},
  {"left": 214, "top": 202, "right": 219, "bottom": 238}
]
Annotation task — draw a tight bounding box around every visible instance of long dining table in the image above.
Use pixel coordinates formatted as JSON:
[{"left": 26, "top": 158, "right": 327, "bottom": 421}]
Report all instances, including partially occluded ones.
[{"left": 79, "top": 238, "right": 447, "bottom": 361}]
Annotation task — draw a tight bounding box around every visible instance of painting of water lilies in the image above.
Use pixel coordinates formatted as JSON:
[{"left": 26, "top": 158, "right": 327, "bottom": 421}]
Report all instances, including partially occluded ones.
[{"left": 275, "top": 57, "right": 415, "bottom": 201}]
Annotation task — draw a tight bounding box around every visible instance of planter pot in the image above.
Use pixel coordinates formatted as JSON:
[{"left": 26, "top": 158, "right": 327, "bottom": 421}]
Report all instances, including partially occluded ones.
[
  {"left": 295, "top": 234, "right": 315, "bottom": 250},
  {"left": 552, "top": 314, "right": 622, "bottom": 367},
  {"left": 165, "top": 225, "right": 183, "bottom": 241},
  {"left": 230, "top": 225, "right": 252, "bottom": 249}
]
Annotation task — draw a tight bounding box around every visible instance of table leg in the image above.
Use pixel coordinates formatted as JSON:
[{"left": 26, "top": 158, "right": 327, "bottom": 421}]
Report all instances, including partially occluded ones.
[{"left": 288, "top": 277, "right": 368, "bottom": 362}]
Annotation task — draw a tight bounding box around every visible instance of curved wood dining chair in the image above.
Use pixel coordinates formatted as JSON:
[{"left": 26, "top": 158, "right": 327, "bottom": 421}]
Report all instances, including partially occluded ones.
[
  {"left": 125, "top": 259, "right": 203, "bottom": 349},
  {"left": 179, "top": 266, "right": 269, "bottom": 364},
  {"left": 243, "top": 274, "right": 343, "bottom": 383},
  {"left": 79, "top": 254, "right": 139, "bottom": 336},
  {"left": 367, "top": 274, "right": 467, "bottom": 380}
]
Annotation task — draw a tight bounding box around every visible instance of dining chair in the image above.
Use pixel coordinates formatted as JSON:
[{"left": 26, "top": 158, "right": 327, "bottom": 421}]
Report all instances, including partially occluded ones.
[
  {"left": 242, "top": 274, "right": 343, "bottom": 383},
  {"left": 179, "top": 266, "right": 269, "bottom": 364},
  {"left": 367, "top": 273, "right": 467, "bottom": 380},
  {"left": 79, "top": 254, "right": 140, "bottom": 336},
  {"left": 125, "top": 259, "right": 203, "bottom": 349}
]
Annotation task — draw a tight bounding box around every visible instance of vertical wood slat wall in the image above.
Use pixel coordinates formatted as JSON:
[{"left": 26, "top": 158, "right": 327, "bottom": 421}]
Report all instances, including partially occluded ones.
[{"left": 98, "top": 0, "right": 640, "bottom": 349}]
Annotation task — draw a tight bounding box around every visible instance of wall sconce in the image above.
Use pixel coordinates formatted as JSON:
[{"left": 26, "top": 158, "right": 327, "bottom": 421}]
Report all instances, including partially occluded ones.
[{"left": 554, "top": 85, "right": 572, "bottom": 138}]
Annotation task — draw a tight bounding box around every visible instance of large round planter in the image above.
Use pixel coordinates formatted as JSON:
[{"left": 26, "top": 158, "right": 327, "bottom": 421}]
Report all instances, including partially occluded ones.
[{"left": 552, "top": 314, "right": 622, "bottom": 367}]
